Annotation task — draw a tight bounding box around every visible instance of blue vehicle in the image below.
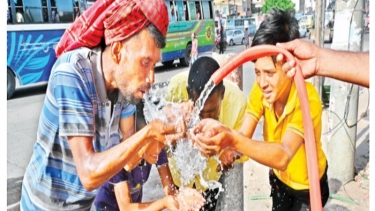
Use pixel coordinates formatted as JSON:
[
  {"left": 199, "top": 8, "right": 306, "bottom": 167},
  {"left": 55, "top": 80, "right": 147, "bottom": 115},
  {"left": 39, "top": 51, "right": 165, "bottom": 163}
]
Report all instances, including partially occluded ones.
[
  {"left": 225, "top": 17, "right": 256, "bottom": 36},
  {"left": 7, "top": 0, "right": 96, "bottom": 99},
  {"left": 160, "top": 0, "right": 215, "bottom": 67}
]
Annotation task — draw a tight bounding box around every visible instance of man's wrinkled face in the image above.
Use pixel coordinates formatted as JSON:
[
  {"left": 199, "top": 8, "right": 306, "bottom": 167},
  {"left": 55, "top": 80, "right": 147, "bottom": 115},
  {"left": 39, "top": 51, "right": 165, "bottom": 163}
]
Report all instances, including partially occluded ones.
[
  {"left": 114, "top": 28, "right": 161, "bottom": 104},
  {"left": 254, "top": 56, "right": 291, "bottom": 104},
  {"left": 192, "top": 89, "right": 224, "bottom": 120}
]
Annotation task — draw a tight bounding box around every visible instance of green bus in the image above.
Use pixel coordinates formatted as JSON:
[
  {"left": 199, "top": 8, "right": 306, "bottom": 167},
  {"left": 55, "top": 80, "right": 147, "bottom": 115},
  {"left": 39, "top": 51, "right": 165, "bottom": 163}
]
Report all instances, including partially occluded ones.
[{"left": 161, "top": 0, "right": 215, "bottom": 66}]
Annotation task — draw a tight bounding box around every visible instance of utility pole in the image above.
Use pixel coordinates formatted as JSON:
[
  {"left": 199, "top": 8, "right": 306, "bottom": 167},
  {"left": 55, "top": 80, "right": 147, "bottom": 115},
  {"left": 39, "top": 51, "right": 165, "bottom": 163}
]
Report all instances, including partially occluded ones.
[
  {"left": 327, "top": 0, "right": 364, "bottom": 184},
  {"left": 228, "top": 0, "right": 231, "bottom": 17},
  {"left": 300, "top": 0, "right": 305, "bottom": 12},
  {"left": 313, "top": 0, "right": 326, "bottom": 99}
]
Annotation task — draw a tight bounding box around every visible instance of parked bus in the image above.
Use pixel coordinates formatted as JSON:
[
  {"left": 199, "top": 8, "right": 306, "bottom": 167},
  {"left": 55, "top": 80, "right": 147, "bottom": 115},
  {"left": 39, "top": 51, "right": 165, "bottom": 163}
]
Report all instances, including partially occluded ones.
[
  {"left": 226, "top": 17, "right": 256, "bottom": 36},
  {"left": 161, "top": 0, "right": 215, "bottom": 67},
  {"left": 7, "top": 0, "right": 95, "bottom": 99}
]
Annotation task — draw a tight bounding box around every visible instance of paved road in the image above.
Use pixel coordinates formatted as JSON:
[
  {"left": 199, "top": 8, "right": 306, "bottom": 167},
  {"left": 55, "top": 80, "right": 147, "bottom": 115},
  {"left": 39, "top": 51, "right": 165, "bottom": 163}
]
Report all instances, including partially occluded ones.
[{"left": 7, "top": 32, "right": 369, "bottom": 210}]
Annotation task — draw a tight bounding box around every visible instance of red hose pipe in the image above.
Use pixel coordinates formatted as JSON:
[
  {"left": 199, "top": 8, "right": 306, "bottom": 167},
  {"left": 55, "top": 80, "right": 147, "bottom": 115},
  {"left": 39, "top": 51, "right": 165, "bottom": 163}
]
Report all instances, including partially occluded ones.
[{"left": 211, "top": 45, "right": 323, "bottom": 211}]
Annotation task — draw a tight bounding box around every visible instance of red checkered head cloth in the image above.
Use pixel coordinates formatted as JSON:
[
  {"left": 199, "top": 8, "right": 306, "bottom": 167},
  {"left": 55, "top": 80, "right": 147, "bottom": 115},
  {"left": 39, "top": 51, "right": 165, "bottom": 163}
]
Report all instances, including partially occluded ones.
[{"left": 55, "top": 0, "right": 169, "bottom": 58}]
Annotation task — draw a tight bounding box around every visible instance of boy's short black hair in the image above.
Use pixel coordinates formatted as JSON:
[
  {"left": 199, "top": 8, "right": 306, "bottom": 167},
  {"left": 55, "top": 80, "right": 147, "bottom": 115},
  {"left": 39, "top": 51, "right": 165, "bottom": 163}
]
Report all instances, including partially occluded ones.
[
  {"left": 187, "top": 56, "right": 223, "bottom": 100},
  {"left": 251, "top": 9, "right": 299, "bottom": 64},
  {"left": 251, "top": 9, "right": 300, "bottom": 47}
]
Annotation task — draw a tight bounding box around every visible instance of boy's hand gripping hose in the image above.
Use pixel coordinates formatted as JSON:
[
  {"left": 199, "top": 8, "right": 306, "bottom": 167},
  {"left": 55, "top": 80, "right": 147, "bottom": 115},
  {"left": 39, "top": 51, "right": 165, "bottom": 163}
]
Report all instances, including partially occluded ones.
[{"left": 211, "top": 45, "right": 323, "bottom": 211}]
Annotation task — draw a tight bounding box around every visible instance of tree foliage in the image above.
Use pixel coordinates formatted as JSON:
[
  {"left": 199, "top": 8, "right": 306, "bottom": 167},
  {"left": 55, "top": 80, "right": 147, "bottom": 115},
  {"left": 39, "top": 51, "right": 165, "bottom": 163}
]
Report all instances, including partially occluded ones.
[{"left": 261, "top": 0, "right": 295, "bottom": 14}]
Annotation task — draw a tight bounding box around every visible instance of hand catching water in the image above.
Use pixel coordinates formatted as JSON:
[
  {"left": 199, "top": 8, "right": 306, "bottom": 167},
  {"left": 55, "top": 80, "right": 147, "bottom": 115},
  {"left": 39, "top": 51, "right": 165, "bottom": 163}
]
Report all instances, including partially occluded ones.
[
  {"left": 148, "top": 118, "right": 186, "bottom": 145},
  {"left": 143, "top": 85, "right": 194, "bottom": 145},
  {"left": 163, "top": 100, "right": 194, "bottom": 127},
  {"left": 175, "top": 187, "right": 206, "bottom": 211},
  {"left": 190, "top": 118, "right": 235, "bottom": 157},
  {"left": 216, "top": 148, "right": 240, "bottom": 172}
]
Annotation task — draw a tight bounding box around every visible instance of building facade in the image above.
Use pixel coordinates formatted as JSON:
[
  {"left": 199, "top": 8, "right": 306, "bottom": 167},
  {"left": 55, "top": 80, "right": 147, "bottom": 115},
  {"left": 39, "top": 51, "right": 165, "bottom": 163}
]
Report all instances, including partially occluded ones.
[
  {"left": 214, "top": 0, "right": 253, "bottom": 18},
  {"left": 213, "top": 0, "right": 307, "bottom": 18}
]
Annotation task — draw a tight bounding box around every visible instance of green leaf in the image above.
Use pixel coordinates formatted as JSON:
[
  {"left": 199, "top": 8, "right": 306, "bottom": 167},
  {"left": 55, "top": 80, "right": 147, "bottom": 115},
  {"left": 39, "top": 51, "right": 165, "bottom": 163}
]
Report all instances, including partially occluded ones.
[{"left": 262, "top": 0, "right": 295, "bottom": 13}]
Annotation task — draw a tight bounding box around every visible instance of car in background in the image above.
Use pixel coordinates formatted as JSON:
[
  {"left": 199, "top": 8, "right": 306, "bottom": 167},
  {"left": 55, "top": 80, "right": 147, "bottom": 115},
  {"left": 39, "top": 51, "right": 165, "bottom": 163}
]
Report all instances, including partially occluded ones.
[
  {"left": 226, "top": 29, "right": 245, "bottom": 46},
  {"left": 300, "top": 15, "right": 315, "bottom": 29},
  {"left": 299, "top": 25, "right": 307, "bottom": 37}
]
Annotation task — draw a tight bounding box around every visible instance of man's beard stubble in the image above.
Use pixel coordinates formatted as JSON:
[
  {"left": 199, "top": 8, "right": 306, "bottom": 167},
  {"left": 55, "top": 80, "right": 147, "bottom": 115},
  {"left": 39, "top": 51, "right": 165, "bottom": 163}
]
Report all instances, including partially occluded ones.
[
  {"left": 120, "top": 85, "right": 149, "bottom": 105},
  {"left": 122, "top": 90, "right": 141, "bottom": 105}
]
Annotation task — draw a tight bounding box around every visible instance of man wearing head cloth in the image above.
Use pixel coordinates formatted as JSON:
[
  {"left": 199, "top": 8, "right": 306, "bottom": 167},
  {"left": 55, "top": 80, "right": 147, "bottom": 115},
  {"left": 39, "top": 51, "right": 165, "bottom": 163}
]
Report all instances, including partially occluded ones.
[{"left": 20, "top": 0, "right": 202, "bottom": 210}]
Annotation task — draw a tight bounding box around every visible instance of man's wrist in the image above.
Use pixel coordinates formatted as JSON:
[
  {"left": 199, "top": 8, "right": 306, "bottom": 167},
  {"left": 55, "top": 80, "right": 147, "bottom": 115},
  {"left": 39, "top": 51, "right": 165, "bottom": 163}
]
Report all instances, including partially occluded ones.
[
  {"left": 316, "top": 45, "right": 329, "bottom": 77},
  {"left": 162, "top": 196, "right": 168, "bottom": 209},
  {"left": 145, "top": 122, "right": 156, "bottom": 139}
]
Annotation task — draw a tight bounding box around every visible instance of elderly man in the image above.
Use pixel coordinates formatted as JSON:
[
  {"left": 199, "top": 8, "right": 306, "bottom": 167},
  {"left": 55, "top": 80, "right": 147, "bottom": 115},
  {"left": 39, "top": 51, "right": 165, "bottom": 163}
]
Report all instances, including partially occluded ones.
[{"left": 20, "top": 0, "right": 193, "bottom": 210}]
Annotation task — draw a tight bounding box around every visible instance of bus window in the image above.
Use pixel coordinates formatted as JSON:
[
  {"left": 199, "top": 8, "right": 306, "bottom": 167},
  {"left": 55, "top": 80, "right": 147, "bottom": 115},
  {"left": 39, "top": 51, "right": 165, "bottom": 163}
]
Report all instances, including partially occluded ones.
[
  {"left": 42, "top": 0, "right": 49, "bottom": 22},
  {"left": 23, "top": 0, "right": 43, "bottom": 23},
  {"left": 188, "top": 1, "right": 196, "bottom": 20},
  {"left": 51, "top": 0, "right": 74, "bottom": 23},
  {"left": 79, "top": 0, "right": 95, "bottom": 13},
  {"left": 165, "top": 1, "right": 171, "bottom": 22},
  {"left": 14, "top": 0, "right": 24, "bottom": 23},
  {"left": 42, "top": 8, "right": 48, "bottom": 22},
  {"left": 183, "top": 1, "right": 189, "bottom": 21},
  {"left": 235, "top": 19, "right": 244, "bottom": 27},
  {"left": 195, "top": 1, "right": 201, "bottom": 20},
  {"left": 7, "top": 0, "right": 13, "bottom": 24},
  {"left": 202, "top": 1, "right": 211, "bottom": 20},
  {"left": 169, "top": 1, "right": 177, "bottom": 22},
  {"left": 175, "top": 1, "right": 184, "bottom": 21},
  {"left": 171, "top": 1, "right": 177, "bottom": 22},
  {"left": 74, "top": 1, "right": 80, "bottom": 21}
]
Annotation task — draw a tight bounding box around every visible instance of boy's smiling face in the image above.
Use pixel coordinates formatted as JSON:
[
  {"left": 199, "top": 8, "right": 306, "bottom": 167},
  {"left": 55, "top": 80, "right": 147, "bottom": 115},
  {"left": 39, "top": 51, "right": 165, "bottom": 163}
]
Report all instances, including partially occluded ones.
[{"left": 254, "top": 56, "right": 291, "bottom": 104}]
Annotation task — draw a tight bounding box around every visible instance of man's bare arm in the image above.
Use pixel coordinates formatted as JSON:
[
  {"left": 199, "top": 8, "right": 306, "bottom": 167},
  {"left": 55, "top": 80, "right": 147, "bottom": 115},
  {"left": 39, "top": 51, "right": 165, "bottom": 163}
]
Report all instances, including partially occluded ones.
[
  {"left": 318, "top": 48, "right": 369, "bottom": 87},
  {"left": 277, "top": 39, "right": 369, "bottom": 88}
]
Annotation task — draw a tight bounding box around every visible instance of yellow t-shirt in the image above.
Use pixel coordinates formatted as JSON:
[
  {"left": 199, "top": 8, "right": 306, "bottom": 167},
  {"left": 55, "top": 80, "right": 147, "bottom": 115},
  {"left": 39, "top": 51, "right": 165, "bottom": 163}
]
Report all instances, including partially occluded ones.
[
  {"left": 166, "top": 71, "right": 248, "bottom": 191},
  {"left": 246, "top": 82, "right": 327, "bottom": 190}
]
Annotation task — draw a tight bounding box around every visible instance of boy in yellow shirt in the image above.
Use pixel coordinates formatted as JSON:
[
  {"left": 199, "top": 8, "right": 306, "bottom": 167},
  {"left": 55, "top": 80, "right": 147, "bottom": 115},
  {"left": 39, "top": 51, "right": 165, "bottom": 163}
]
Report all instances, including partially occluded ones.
[
  {"left": 191, "top": 9, "right": 329, "bottom": 211},
  {"left": 165, "top": 56, "right": 248, "bottom": 210}
]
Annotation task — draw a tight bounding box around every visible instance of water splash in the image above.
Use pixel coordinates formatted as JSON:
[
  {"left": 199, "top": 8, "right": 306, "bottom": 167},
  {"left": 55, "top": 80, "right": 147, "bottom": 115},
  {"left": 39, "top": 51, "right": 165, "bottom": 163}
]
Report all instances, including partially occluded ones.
[
  {"left": 171, "top": 138, "right": 207, "bottom": 185},
  {"left": 143, "top": 80, "right": 223, "bottom": 192},
  {"left": 187, "top": 79, "right": 216, "bottom": 129},
  {"left": 143, "top": 82, "right": 170, "bottom": 124}
]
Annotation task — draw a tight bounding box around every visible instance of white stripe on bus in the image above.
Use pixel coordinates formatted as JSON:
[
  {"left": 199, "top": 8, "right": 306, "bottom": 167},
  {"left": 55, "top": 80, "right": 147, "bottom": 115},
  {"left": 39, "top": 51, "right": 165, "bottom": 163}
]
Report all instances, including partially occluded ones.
[{"left": 7, "top": 23, "right": 72, "bottom": 31}]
